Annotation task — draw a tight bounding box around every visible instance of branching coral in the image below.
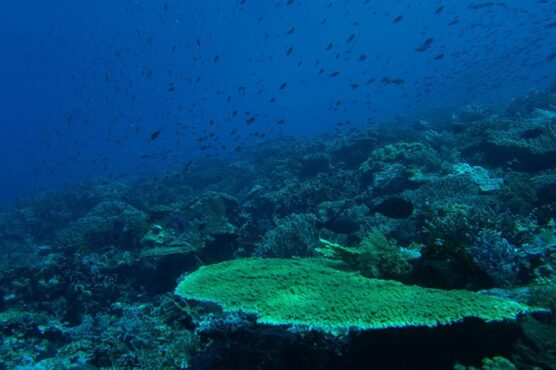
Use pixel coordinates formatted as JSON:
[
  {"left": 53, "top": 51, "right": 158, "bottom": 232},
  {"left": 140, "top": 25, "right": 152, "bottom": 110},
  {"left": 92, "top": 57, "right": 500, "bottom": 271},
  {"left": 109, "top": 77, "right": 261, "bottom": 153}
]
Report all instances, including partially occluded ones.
[
  {"left": 317, "top": 231, "right": 417, "bottom": 279},
  {"left": 254, "top": 214, "right": 319, "bottom": 258},
  {"left": 466, "top": 230, "right": 520, "bottom": 287}
]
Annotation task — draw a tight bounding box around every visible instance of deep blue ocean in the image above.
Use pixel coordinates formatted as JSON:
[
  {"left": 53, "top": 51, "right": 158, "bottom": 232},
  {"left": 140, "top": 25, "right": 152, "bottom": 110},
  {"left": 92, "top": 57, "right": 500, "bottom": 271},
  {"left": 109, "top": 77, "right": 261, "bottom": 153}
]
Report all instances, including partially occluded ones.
[
  {"left": 1, "top": 1, "right": 556, "bottom": 369},
  {"left": 1, "top": 0, "right": 554, "bottom": 206}
]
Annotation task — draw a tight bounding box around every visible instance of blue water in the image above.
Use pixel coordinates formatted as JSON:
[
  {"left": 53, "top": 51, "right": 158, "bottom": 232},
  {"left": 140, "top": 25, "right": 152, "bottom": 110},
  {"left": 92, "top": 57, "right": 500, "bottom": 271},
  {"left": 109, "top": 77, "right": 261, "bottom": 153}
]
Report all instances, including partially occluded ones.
[{"left": 1, "top": 0, "right": 554, "bottom": 206}]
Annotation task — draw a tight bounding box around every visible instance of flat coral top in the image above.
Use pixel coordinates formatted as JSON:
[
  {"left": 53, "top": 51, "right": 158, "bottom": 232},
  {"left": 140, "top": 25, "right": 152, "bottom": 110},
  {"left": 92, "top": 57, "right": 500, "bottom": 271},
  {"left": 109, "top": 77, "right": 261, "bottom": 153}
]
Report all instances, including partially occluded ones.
[{"left": 176, "top": 258, "right": 533, "bottom": 334}]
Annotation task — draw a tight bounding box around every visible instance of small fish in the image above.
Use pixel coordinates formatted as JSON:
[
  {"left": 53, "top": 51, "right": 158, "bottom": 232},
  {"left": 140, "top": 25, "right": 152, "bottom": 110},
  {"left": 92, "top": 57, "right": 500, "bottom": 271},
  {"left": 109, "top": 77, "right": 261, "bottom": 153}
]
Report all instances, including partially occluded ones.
[
  {"left": 393, "top": 15, "right": 404, "bottom": 23},
  {"left": 468, "top": 2, "right": 496, "bottom": 10},
  {"left": 328, "top": 71, "right": 340, "bottom": 77},
  {"left": 150, "top": 128, "right": 164, "bottom": 141},
  {"left": 381, "top": 77, "right": 404, "bottom": 85},
  {"left": 374, "top": 198, "right": 414, "bottom": 219},
  {"left": 317, "top": 216, "right": 360, "bottom": 234},
  {"left": 415, "top": 38, "right": 434, "bottom": 52}
]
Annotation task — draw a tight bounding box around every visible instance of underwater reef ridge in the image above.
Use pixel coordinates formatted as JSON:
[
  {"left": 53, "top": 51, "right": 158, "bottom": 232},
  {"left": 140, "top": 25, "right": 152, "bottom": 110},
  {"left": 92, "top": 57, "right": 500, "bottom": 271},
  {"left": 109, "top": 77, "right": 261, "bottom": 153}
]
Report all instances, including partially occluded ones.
[{"left": 1, "top": 89, "right": 556, "bottom": 369}]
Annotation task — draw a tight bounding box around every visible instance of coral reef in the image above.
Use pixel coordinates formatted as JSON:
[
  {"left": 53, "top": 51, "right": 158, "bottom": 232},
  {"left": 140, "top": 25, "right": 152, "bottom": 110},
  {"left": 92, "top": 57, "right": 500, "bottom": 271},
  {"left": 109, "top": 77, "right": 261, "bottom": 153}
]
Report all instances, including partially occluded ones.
[
  {"left": 254, "top": 213, "right": 319, "bottom": 258},
  {"left": 0, "top": 89, "right": 555, "bottom": 368},
  {"left": 466, "top": 230, "right": 520, "bottom": 287}
]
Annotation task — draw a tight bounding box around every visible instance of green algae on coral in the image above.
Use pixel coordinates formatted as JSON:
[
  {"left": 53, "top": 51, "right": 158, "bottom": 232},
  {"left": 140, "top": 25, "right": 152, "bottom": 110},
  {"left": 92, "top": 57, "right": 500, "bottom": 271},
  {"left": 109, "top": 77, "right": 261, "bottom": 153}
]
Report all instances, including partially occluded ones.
[{"left": 175, "top": 258, "right": 536, "bottom": 334}]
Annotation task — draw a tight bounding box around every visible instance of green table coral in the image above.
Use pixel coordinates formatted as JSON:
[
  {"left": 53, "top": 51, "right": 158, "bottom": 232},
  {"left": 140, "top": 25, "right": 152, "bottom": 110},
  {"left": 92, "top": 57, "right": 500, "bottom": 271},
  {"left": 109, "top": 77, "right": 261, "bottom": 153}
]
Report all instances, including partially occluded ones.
[{"left": 176, "top": 258, "right": 538, "bottom": 335}]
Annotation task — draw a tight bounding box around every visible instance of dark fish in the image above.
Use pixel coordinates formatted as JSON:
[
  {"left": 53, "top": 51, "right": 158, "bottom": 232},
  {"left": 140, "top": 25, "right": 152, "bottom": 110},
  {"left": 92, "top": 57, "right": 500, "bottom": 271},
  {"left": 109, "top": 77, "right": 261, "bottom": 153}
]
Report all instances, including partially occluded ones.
[
  {"left": 434, "top": 53, "right": 445, "bottom": 60},
  {"left": 358, "top": 54, "right": 367, "bottom": 61},
  {"left": 415, "top": 38, "right": 434, "bottom": 52},
  {"left": 393, "top": 15, "right": 404, "bottom": 23},
  {"left": 150, "top": 128, "right": 164, "bottom": 141},
  {"left": 346, "top": 33, "right": 355, "bottom": 43},
  {"left": 279, "top": 82, "right": 288, "bottom": 89},
  {"left": 381, "top": 77, "right": 404, "bottom": 85},
  {"left": 329, "top": 71, "right": 340, "bottom": 77},
  {"left": 285, "top": 46, "right": 294, "bottom": 56},
  {"left": 375, "top": 198, "right": 414, "bottom": 219},
  {"left": 435, "top": 5, "right": 444, "bottom": 14},
  {"left": 468, "top": 2, "right": 495, "bottom": 10},
  {"left": 317, "top": 216, "right": 360, "bottom": 234},
  {"left": 326, "top": 42, "right": 333, "bottom": 50}
]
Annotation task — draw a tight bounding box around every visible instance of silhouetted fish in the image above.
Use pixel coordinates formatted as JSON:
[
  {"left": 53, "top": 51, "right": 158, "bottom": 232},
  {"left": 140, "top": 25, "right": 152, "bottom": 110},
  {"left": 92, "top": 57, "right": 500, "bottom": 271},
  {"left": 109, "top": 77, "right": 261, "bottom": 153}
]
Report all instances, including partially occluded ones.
[
  {"left": 150, "top": 129, "right": 164, "bottom": 141},
  {"left": 393, "top": 15, "right": 404, "bottom": 23},
  {"left": 375, "top": 198, "right": 414, "bottom": 219},
  {"left": 317, "top": 216, "right": 360, "bottom": 234}
]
